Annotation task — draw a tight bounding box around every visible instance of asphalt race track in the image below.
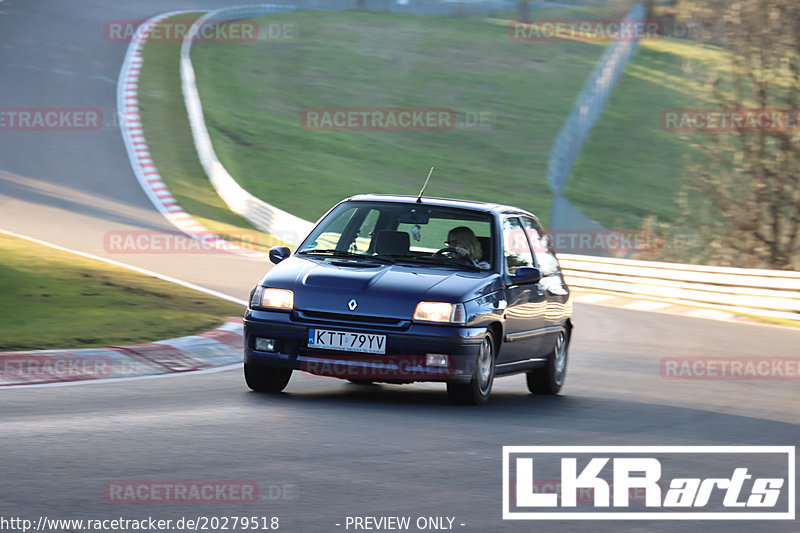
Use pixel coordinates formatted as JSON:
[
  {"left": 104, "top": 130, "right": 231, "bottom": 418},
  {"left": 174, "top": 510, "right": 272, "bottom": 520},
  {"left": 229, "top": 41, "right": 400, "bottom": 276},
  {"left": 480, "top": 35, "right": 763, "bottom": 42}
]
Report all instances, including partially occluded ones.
[{"left": 0, "top": 1, "right": 798, "bottom": 532}]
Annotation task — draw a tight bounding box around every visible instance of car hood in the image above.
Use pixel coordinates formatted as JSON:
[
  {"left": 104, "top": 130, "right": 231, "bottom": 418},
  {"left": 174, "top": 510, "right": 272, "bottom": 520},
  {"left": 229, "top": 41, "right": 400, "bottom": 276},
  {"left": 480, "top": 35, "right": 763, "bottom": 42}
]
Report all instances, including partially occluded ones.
[{"left": 260, "top": 256, "right": 502, "bottom": 319}]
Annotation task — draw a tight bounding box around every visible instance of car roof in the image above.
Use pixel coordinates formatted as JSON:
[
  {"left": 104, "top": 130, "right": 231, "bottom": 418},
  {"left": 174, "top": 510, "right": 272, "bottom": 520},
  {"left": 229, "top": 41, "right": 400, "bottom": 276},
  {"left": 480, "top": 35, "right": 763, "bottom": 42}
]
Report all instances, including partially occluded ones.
[{"left": 345, "top": 194, "right": 536, "bottom": 218}]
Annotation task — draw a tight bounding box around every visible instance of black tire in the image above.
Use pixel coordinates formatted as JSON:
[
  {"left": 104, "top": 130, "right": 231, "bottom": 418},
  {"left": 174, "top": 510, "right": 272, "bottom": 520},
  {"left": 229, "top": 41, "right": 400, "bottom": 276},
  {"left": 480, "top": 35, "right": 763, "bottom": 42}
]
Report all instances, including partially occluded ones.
[
  {"left": 526, "top": 330, "right": 568, "bottom": 395},
  {"left": 447, "top": 331, "right": 496, "bottom": 405},
  {"left": 244, "top": 363, "right": 292, "bottom": 393}
]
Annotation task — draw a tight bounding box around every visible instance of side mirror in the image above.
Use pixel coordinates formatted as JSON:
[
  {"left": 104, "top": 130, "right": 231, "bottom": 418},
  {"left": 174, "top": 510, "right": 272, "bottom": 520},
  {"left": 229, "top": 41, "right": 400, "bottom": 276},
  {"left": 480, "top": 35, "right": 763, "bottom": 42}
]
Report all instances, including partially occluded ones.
[
  {"left": 513, "top": 266, "right": 542, "bottom": 285},
  {"left": 269, "top": 246, "right": 291, "bottom": 265}
]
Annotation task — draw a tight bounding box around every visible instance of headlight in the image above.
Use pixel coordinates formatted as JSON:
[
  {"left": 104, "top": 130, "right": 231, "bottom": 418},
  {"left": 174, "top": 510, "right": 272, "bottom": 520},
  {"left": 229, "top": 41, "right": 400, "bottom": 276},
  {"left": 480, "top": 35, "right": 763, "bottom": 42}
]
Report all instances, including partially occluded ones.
[
  {"left": 252, "top": 287, "right": 294, "bottom": 310},
  {"left": 413, "top": 302, "right": 465, "bottom": 324}
]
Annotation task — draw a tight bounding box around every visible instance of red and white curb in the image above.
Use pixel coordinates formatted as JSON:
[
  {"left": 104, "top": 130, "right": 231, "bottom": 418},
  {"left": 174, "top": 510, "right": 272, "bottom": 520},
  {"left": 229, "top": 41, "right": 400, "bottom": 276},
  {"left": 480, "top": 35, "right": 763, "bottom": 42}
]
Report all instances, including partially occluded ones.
[
  {"left": 116, "top": 12, "right": 263, "bottom": 258},
  {"left": 0, "top": 318, "right": 243, "bottom": 387}
]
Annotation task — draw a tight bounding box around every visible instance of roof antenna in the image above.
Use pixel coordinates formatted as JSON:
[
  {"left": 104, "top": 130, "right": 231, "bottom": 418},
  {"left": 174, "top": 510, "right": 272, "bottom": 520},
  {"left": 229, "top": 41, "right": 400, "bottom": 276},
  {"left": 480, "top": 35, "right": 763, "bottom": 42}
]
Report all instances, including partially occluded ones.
[{"left": 416, "top": 167, "right": 434, "bottom": 203}]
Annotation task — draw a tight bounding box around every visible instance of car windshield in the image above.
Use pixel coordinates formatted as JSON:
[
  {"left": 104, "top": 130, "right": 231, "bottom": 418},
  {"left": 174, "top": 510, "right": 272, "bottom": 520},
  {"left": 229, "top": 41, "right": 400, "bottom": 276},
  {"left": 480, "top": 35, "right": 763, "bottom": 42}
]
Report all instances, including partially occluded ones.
[{"left": 297, "top": 201, "right": 495, "bottom": 270}]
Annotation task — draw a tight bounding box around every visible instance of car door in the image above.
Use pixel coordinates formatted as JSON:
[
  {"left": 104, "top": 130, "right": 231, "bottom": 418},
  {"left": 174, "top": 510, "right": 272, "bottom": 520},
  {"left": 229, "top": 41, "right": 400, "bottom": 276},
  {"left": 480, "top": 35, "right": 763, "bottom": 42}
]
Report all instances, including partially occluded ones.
[
  {"left": 521, "top": 216, "right": 570, "bottom": 354},
  {"left": 497, "top": 215, "right": 548, "bottom": 365}
]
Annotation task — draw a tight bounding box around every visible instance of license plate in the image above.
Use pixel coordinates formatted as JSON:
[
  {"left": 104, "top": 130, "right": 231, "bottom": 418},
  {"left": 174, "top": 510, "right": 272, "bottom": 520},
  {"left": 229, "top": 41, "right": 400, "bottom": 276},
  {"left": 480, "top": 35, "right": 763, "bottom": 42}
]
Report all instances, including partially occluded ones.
[{"left": 308, "top": 329, "right": 386, "bottom": 355}]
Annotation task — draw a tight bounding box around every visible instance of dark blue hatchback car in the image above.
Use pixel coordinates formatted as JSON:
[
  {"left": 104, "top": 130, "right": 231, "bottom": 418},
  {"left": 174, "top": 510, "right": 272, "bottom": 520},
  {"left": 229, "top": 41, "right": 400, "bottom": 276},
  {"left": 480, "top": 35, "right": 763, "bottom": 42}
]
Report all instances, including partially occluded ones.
[{"left": 244, "top": 195, "right": 573, "bottom": 404}]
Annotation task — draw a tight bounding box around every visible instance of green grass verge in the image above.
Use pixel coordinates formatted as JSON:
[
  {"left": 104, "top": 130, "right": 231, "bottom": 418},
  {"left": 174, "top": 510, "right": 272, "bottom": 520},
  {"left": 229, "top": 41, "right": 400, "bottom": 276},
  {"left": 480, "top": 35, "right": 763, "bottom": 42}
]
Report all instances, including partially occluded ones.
[
  {"left": 0, "top": 234, "right": 243, "bottom": 351},
  {"left": 189, "top": 10, "right": 724, "bottom": 234},
  {"left": 191, "top": 10, "right": 612, "bottom": 223},
  {"left": 138, "top": 8, "right": 727, "bottom": 244}
]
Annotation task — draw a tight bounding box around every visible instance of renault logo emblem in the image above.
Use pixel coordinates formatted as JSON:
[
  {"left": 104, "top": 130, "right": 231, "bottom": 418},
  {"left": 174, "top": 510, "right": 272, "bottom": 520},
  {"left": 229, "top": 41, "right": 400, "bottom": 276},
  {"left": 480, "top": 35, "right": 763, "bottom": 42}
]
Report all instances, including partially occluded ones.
[{"left": 348, "top": 299, "right": 358, "bottom": 311}]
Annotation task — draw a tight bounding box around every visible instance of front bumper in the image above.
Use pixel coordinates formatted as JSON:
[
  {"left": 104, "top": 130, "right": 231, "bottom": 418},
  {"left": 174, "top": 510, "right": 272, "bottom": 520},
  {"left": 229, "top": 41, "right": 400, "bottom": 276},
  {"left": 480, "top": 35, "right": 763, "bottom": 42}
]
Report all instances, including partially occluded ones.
[{"left": 243, "top": 309, "right": 486, "bottom": 383}]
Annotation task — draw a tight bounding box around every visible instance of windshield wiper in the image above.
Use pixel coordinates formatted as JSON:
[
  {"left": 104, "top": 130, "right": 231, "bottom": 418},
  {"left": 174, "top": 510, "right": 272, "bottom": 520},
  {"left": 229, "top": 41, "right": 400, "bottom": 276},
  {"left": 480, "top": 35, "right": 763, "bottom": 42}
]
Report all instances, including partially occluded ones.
[
  {"left": 298, "top": 249, "right": 394, "bottom": 263},
  {"left": 380, "top": 254, "right": 480, "bottom": 271}
]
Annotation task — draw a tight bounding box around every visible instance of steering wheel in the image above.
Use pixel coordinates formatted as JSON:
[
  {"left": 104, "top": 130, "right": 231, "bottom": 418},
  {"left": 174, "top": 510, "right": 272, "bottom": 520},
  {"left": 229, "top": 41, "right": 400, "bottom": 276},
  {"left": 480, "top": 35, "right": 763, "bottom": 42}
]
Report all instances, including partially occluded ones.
[{"left": 434, "top": 247, "right": 480, "bottom": 268}]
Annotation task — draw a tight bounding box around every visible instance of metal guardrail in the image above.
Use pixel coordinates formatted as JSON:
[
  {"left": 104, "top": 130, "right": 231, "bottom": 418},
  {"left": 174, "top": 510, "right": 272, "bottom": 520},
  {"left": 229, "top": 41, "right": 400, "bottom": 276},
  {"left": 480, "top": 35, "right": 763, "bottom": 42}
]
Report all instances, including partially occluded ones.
[
  {"left": 559, "top": 254, "right": 800, "bottom": 321},
  {"left": 547, "top": 2, "right": 645, "bottom": 195},
  {"left": 546, "top": 3, "right": 644, "bottom": 233}
]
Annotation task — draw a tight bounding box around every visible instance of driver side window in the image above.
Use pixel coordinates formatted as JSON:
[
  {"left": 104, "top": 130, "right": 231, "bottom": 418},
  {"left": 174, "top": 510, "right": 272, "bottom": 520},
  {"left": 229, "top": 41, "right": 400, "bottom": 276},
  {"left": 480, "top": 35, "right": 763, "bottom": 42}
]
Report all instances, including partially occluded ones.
[{"left": 502, "top": 217, "right": 534, "bottom": 274}]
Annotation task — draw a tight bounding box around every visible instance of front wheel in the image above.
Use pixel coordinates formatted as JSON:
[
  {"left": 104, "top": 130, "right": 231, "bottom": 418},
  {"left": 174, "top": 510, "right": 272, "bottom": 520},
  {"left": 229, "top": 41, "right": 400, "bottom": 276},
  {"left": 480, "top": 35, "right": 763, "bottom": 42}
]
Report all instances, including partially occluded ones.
[
  {"left": 244, "top": 364, "right": 292, "bottom": 393},
  {"left": 447, "top": 331, "right": 495, "bottom": 405},
  {"left": 526, "top": 330, "right": 568, "bottom": 395}
]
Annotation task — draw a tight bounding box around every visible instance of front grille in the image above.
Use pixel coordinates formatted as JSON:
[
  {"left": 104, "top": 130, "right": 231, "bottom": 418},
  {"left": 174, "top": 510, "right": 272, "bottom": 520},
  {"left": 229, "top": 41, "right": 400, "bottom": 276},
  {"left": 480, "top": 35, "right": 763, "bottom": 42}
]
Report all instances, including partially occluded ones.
[{"left": 294, "top": 309, "right": 409, "bottom": 329}]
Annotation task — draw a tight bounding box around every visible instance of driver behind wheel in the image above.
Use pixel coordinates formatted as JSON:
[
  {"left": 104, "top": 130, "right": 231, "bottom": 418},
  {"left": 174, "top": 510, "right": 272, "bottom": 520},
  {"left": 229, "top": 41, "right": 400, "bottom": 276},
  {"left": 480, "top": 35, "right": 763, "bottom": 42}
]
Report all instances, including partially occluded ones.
[{"left": 446, "top": 226, "right": 491, "bottom": 269}]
